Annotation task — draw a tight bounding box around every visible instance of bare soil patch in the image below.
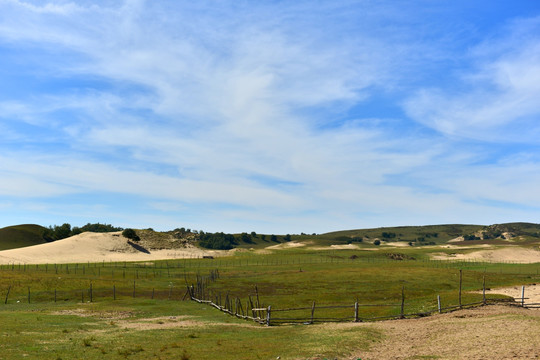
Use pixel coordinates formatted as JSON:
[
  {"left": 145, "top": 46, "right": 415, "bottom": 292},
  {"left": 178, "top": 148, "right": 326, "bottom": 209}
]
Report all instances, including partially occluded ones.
[
  {"left": 351, "top": 304, "right": 540, "bottom": 360},
  {"left": 51, "top": 308, "right": 135, "bottom": 320}
]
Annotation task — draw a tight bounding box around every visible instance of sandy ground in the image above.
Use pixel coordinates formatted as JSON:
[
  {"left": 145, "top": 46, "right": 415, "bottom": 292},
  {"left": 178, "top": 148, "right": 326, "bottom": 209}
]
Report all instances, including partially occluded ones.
[
  {"left": 431, "top": 247, "right": 540, "bottom": 263},
  {"left": 351, "top": 304, "right": 540, "bottom": 360},
  {"left": 482, "top": 284, "right": 540, "bottom": 304},
  {"left": 0, "top": 232, "right": 224, "bottom": 264},
  {"left": 266, "top": 241, "right": 307, "bottom": 250}
]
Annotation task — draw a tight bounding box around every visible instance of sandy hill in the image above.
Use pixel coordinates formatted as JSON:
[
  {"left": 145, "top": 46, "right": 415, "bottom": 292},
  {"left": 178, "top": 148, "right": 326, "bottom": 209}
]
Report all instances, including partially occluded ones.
[{"left": 0, "top": 231, "right": 223, "bottom": 265}]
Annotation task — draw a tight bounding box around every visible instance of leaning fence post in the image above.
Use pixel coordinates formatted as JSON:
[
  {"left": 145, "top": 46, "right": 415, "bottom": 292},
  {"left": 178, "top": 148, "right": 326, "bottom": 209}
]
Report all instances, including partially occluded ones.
[
  {"left": 255, "top": 285, "right": 261, "bottom": 319},
  {"left": 437, "top": 295, "right": 441, "bottom": 313},
  {"left": 521, "top": 286, "right": 525, "bottom": 307},
  {"left": 266, "top": 305, "right": 271, "bottom": 326},
  {"left": 249, "top": 296, "right": 255, "bottom": 318},
  {"left": 4, "top": 285, "right": 11, "bottom": 304}
]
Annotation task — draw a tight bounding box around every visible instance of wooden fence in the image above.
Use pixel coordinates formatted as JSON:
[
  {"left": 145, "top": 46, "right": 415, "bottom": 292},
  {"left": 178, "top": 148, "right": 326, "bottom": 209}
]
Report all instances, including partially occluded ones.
[{"left": 188, "top": 270, "right": 521, "bottom": 326}]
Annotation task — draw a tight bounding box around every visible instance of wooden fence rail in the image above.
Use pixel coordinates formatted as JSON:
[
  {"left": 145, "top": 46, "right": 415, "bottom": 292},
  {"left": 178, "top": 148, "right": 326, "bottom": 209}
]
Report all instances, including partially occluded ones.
[{"left": 188, "top": 270, "right": 533, "bottom": 326}]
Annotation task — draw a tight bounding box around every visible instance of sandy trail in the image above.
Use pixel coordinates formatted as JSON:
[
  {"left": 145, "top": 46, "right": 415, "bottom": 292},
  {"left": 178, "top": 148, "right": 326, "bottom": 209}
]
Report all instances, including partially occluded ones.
[{"left": 0, "top": 232, "right": 224, "bottom": 264}]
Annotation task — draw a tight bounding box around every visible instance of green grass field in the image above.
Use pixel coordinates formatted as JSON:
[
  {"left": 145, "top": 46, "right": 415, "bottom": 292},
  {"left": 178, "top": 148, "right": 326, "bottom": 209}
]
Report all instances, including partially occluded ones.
[{"left": 2, "top": 245, "right": 540, "bottom": 359}]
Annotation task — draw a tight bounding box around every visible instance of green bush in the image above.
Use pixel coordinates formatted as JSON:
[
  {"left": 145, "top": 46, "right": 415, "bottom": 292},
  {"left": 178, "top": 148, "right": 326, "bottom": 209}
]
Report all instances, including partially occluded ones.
[
  {"left": 122, "top": 228, "right": 140, "bottom": 241},
  {"left": 199, "top": 232, "right": 237, "bottom": 250}
]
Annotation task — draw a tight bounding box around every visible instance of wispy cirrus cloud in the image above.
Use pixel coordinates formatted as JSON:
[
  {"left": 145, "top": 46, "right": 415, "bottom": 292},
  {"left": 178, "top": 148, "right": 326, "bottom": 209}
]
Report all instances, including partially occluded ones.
[
  {"left": 1, "top": 1, "right": 540, "bottom": 232},
  {"left": 404, "top": 16, "right": 540, "bottom": 143}
]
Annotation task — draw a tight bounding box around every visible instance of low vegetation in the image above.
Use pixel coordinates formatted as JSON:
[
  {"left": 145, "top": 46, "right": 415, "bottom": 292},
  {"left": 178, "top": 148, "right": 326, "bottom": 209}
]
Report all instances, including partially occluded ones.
[{"left": 0, "top": 224, "right": 48, "bottom": 250}]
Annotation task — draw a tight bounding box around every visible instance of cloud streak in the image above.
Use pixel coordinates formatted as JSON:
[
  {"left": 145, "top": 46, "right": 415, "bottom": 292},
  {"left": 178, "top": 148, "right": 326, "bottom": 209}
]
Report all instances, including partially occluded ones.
[{"left": 1, "top": 1, "right": 540, "bottom": 232}]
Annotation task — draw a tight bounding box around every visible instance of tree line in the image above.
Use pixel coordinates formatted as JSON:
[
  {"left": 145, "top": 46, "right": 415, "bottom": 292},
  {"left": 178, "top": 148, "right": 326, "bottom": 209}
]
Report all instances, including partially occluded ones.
[{"left": 42, "top": 223, "right": 123, "bottom": 242}]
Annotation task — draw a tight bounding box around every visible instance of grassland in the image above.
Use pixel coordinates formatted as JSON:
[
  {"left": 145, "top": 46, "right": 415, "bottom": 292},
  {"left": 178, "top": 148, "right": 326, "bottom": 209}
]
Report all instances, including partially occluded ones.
[
  {"left": 2, "top": 245, "right": 540, "bottom": 359},
  {"left": 2, "top": 222, "right": 540, "bottom": 359},
  {"left": 0, "top": 224, "right": 47, "bottom": 251}
]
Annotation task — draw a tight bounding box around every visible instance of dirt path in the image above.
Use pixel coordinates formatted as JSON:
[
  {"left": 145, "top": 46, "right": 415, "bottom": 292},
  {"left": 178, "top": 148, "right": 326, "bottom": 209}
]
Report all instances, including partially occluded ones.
[{"left": 350, "top": 305, "right": 540, "bottom": 360}]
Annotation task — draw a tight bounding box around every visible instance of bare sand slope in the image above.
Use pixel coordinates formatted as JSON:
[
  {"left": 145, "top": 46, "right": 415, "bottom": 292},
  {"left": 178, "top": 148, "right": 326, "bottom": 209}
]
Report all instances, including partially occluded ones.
[
  {"left": 431, "top": 247, "right": 540, "bottom": 263},
  {"left": 0, "top": 232, "right": 224, "bottom": 264}
]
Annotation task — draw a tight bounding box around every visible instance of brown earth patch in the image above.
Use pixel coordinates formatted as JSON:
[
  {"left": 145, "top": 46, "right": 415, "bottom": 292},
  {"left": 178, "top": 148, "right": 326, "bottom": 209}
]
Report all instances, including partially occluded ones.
[
  {"left": 51, "top": 308, "right": 134, "bottom": 319},
  {"left": 350, "top": 304, "right": 540, "bottom": 360}
]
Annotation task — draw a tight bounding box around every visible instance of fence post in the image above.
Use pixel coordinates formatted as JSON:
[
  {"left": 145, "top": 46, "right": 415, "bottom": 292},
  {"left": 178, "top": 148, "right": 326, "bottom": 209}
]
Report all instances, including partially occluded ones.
[
  {"left": 133, "top": 281, "right": 136, "bottom": 298},
  {"left": 521, "top": 286, "right": 525, "bottom": 307},
  {"left": 90, "top": 283, "right": 93, "bottom": 303},
  {"left": 4, "top": 285, "right": 11, "bottom": 304},
  {"left": 458, "top": 269, "right": 462, "bottom": 309},
  {"left": 437, "top": 295, "right": 441, "bottom": 313},
  {"left": 249, "top": 296, "right": 255, "bottom": 318},
  {"left": 113, "top": 284, "right": 116, "bottom": 300},
  {"left": 482, "top": 275, "right": 486, "bottom": 305},
  {"left": 310, "top": 301, "right": 316, "bottom": 324},
  {"left": 266, "top": 305, "right": 271, "bottom": 326},
  {"left": 354, "top": 300, "right": 359, "bottom": 322},
  {"left": 255, "top": 285, "right": 261, "bottom": 319},
  {"left": 27, "top": 287, "right": 30, "bottom": 304},
  {"left": 54, "top": 288, "right": 57, "bottom": 303},
  {"left": 400, "top": 286, "right": 405, "bottom": 319}
]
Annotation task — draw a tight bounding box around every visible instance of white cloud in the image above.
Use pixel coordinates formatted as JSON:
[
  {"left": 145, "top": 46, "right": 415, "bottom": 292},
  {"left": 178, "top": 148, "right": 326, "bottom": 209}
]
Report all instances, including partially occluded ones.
[
  {"left": 1, "top": 2, "right": 540, "bottom": 232},
  {"left": 404, "top": 16, "right": 540, "bottom": 143}
]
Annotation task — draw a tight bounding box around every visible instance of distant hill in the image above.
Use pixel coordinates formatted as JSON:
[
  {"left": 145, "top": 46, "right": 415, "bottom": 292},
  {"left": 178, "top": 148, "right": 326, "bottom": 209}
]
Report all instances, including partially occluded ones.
[
  {"left": 322, "top": 223, "right": 540, "bottom": 245},
  {"left": 0, "top": 224, "right": 48, "bottom": 251}
]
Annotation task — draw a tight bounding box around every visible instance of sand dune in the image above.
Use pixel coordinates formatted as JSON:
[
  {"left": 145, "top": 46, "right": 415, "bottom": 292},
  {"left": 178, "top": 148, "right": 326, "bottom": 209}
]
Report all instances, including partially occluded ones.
[
  {"left": 0, "top": 232, "right": 224, "bottom": 264},
  {"left": 431, "top": 247, "right": 540, "bottom": 263}
]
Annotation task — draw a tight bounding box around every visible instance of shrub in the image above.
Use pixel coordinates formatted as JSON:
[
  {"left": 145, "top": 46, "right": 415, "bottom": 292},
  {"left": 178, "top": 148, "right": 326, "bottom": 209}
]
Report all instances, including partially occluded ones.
[
  {"left": 122, "top": 228, "right": 140, "bottom": 241},
  {"left": 373, "top": 239, "right": 381, "bottom": 246},
  {"left": 199, "top": 232, "right": 237, "bottom": 250}
]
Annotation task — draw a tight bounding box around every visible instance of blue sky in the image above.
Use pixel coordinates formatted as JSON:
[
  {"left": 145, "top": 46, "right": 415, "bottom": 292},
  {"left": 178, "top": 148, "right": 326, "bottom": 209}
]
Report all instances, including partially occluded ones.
[{"left": 1, "top": 0, "right": 540, "bottom": 234}]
